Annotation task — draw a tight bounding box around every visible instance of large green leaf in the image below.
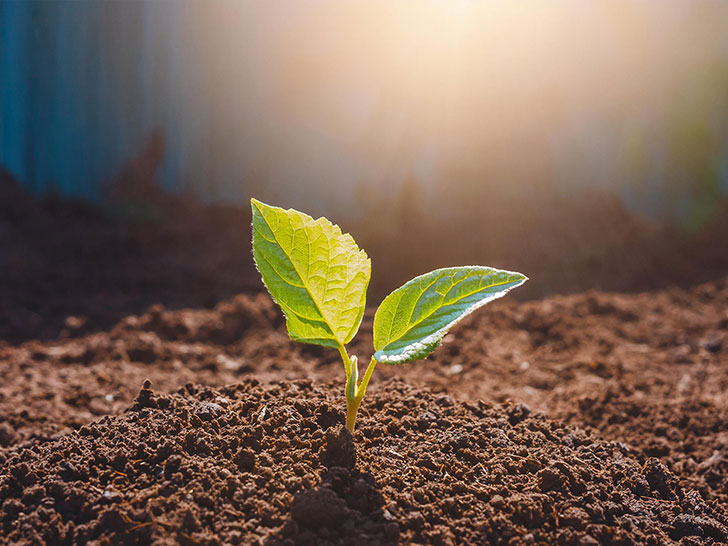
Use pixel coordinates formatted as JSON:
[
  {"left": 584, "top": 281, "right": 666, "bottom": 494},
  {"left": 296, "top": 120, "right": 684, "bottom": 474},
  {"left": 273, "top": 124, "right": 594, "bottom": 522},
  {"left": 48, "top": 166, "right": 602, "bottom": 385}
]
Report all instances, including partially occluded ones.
[
  {"left": 251, "top": 199, "right": 371, "bottom": 348},
  {"left": 373, "top": 266, "right": 527, "bottom": 364}
]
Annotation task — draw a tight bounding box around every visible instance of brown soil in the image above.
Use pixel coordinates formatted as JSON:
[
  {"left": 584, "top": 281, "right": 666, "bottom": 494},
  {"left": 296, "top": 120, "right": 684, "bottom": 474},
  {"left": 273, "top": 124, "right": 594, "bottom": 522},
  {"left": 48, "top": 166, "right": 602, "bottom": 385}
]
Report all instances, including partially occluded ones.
[
  {"left": 2, "top": 167, "right": 728, "bottom": 343},
  {"left": 3, "top": 379, "right": 727, "bottom": 546},
  {"left": 0, "top": 169, "right": 259, "bottom": 344},
  {"left": 1, "top": 278, "right": 726, "bottom": 544},
  {"left": 2, "top": 173, "right": 728, "bottom": 544}
]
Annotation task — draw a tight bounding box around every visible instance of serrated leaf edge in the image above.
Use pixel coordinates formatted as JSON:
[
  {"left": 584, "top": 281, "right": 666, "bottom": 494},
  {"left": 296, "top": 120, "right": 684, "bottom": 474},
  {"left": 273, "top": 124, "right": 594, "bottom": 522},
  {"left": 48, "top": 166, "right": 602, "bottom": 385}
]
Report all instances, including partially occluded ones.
[{"left": 251, "top": 198, "right": 370, "bottom": 346}]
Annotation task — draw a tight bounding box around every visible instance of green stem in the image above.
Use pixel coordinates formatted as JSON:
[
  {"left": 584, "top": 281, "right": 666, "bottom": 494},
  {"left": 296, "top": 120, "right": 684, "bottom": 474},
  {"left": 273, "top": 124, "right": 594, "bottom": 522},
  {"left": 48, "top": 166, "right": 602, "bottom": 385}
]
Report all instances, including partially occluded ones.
[
  {"left": 345, "top": 394, "right": 361, "bottom": 433},
  {"left": 356, "top": 356, "right": 378, "bottom": 400},
  {"left": 337, "top": 344, "right": 352, "bottom": 382},
  {"left": 345, "top": 356, "right": 378, "bottom": 434}
]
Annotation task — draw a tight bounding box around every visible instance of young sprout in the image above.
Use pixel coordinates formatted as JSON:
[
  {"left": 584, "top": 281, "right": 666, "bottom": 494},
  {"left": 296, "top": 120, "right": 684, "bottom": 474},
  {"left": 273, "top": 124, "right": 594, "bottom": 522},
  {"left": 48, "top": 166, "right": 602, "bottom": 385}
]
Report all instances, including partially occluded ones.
[{"left": 251, "top": 199, "right": 528, "bottom": 433}]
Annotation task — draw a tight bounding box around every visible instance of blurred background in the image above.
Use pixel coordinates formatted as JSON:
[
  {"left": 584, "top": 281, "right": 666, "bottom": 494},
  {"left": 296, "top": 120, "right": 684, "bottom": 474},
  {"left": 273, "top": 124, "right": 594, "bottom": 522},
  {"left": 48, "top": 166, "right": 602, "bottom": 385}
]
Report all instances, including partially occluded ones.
[{"left": 1, "top": 0, "right": 728, "bottom": 341}]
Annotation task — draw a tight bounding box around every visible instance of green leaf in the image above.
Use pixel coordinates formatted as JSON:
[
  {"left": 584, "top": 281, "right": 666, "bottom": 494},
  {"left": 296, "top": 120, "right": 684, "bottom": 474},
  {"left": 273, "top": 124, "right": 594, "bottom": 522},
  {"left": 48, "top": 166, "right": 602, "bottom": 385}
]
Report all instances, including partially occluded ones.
[
  {"left": 373, "top": 266, "right": 527, "bottom": 364},
  {"left": 251, "top": 198, "right": 371, "bottom": 348}
]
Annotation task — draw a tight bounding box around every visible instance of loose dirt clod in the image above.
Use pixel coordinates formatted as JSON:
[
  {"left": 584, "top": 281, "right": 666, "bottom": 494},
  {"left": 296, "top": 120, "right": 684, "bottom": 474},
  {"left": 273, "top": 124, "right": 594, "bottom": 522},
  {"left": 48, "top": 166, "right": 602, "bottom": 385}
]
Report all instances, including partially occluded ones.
[
  {"left": 1, "top": 379, "right": 726, "bottom": 545},
  {"left": 319, "top": 425, "right": 356, "bottom": 470}
]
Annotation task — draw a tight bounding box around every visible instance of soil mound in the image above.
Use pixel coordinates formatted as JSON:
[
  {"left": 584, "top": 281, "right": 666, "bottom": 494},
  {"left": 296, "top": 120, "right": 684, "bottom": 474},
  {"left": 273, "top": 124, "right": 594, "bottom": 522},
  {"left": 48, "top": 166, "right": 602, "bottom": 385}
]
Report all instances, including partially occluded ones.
[
  {"left": 2, "top": 380, "right": 726, "bottom": 546},
  {"left": 1, "top": 278, "right": 726, "bottom": 522}
]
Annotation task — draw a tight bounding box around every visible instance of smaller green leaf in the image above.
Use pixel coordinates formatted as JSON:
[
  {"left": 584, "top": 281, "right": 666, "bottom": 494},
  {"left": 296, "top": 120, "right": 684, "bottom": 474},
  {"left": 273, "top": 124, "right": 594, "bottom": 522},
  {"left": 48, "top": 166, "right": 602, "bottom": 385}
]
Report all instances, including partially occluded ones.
[{"left": 373, "top": 266, "right": 527, "bottom": 364}]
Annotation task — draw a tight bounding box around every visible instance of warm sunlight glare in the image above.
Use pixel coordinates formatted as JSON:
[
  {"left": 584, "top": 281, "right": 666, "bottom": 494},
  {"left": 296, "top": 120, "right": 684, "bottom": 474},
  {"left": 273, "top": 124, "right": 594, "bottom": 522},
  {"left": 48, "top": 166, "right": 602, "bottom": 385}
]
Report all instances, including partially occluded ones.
[{"left": 146, "top": 1, "right": 727, "bottom": 211}]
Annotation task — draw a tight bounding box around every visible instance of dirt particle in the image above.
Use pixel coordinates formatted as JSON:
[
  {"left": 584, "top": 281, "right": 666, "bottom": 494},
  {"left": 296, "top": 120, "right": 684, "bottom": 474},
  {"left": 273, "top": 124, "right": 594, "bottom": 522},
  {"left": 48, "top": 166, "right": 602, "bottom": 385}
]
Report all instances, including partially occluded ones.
[
  {"left": 0, "top": 423, "right": 16, "bottom": 447},
  {"left": 234, "top": 448, "right": 256, "bottom": 472},
  {"left": 164, "top": 453, "right": 183, "bottom": 476},
  {"left": 290, "top": 487, "right": 349, "bottom": 529},
  {"left": 417, "top": 410, "right": 437, "bottom": 431},
  {"left": 315, "top": 404, "right": 342, "bottom": 430},
  {"left": 101, "top": 489, "right": 123, "bottom": 504},
  {"left": 20, "top": 484, "right": 45, "bottom": 505},
  {"left": 384, "top": 522, "right": 400, "bottom": 541},
  {"left": 319, "top": 425, "right": 356, "bottom": 469},
  {"left": 404, "top": 511, "right": 426, "bottom": 532},
  {"left": 132, "top": 379, "right": 157, "bottom": 410},
  {"left": 537, "top": 467, "right": 566, "bottom": 492},
  {"left": 671, "top": 514, "right": 728, "bottom": 541},
  {"left": 700, "top": 334, "right": 723, "bottom": 353},
  {"left": 95, "top": 507, "right": 129, "bottom": 533},
  {"left": 559, "top": 506, "right": 588, "bottom": 530},
  {"left": 58, "top": 461, "right": 82, "bottom": 482},
  {"left": 508, "top": 402, "right": 532, "bottom": 425},
  {"left": 2, "top": 498, "right": 24, "bottom": 520},
  {"left": 182, "top": 507, "right": 201, "bottom": 532},
  {"left": 196, "top": 401, "right": 224, "bottom": 421},
  {"left": 643, "top": 458, "right": 680, "bottom": 500}
]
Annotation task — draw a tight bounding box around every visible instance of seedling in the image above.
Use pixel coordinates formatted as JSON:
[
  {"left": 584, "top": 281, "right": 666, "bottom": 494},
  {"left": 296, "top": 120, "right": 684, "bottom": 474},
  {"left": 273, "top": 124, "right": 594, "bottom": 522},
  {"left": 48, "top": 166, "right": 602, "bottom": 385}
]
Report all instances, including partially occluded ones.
[{"left": 251, "top": 199, "right": 528, "bottom": 433}]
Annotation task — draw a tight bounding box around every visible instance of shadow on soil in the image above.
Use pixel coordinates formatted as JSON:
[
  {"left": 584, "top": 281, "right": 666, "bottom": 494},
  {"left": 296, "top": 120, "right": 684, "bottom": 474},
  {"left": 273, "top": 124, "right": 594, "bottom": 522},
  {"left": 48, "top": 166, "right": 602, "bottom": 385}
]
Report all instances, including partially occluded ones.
[{"left": 267, "top": 424, "right": 397, "bottom": 545}]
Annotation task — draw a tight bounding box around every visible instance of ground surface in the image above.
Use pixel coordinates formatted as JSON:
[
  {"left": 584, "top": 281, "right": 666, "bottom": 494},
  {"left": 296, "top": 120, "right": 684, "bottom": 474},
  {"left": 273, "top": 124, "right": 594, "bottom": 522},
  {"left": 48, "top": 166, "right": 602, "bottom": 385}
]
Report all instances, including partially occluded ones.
[
  {"left": 1, "top": 174, "right": 728, "bottom": 544},
  {"left": 1, "top": 279, "right": 727, "bottom": 545},
  {"left": 3, "top": 380, "right": 727, "bottom": 545}
]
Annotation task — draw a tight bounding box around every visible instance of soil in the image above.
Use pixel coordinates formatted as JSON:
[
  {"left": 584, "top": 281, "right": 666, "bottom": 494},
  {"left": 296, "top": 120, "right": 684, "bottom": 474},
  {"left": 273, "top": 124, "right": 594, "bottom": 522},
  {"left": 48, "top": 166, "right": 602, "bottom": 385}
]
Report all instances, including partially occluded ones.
[
  {"left": 1, "top": 172, "right": 728, "bottom": 544},
  {"left": 2, "top": 379, "right": 727, "bottom": 546},
  {"left": 2, "top": 167, "right": 728, "bottom": 343},
  {"left": 1, "top": 277, "right": 726, "bottom": 544},
  {"left": 0, "top": 168, "right": 259, "bottom": 344}
]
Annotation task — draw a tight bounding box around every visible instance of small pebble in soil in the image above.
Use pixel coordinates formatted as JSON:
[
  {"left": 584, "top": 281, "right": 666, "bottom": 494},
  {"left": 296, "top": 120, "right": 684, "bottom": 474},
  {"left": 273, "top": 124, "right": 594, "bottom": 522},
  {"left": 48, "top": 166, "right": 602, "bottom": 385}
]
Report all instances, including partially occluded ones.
[{"left": 446, "top": 363, "right": 463, "bottom": 375}]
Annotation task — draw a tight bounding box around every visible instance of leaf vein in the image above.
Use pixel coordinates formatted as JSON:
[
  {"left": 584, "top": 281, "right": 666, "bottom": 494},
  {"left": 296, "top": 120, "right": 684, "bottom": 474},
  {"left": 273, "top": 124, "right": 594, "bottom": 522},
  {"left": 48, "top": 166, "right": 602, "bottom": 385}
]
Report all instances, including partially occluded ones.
[{"left": 382, "top": 277, "right": 520, "bottom": 349}]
